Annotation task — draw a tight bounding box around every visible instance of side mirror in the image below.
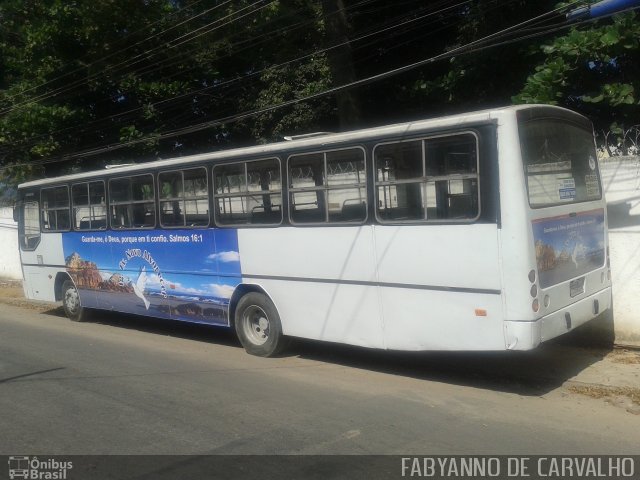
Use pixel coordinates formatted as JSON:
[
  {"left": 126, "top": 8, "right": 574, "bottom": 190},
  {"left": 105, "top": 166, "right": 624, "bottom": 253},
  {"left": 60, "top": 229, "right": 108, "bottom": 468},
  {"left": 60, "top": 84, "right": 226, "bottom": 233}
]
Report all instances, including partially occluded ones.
[{"left": 13, "top": 204, "right": 19, "bottom": 222}]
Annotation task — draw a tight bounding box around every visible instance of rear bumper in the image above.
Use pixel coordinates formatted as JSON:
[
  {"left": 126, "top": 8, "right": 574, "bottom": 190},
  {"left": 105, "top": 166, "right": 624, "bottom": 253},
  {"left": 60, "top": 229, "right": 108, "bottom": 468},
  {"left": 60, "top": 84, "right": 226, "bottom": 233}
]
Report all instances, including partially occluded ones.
[{"left": 504, "top": 287, "right": 612, "bottom": 350}]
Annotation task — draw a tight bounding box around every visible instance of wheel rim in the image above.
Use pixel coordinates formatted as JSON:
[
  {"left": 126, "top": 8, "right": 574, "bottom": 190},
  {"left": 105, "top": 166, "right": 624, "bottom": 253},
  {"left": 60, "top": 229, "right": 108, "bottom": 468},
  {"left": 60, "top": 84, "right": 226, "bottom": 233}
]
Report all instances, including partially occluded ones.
[
  {"left": 241, "top": 305, "right": 270, "bottom": 346},
  {"left": 64, "top": 285, "right": 80, "bottom": 315}
]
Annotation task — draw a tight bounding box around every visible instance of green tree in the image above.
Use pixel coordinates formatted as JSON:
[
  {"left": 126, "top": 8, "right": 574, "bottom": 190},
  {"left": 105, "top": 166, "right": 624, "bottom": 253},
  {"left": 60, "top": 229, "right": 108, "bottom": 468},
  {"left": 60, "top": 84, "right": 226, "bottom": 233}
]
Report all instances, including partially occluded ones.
[
  {"left": 513, "top": 12, "right": 640, "bottom": 153},
  {"left": 411, "top": 1, "right": 561, "bottom": 113},
  {"left": 0, "top": 0, "right": 337, "bottom": 185},
  {"left": 3, "top": 0, "right": 639, "bottom": 191}
]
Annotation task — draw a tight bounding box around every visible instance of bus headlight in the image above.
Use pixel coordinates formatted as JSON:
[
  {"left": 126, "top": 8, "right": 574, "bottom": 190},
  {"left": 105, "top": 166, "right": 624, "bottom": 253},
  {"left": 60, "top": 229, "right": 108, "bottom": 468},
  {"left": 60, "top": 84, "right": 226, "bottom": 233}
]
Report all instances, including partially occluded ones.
[{"left": 532, "top": 298, "right": 540, "bottom": 312}]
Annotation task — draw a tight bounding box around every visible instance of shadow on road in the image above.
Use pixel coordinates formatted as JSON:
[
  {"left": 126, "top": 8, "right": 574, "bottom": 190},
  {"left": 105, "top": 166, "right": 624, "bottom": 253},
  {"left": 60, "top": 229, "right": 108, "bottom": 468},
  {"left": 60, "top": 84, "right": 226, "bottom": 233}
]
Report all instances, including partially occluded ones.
[
  {"left": 292, "top": 335, "right": 611, "bottom": 397},
  {"left": 40, "top": 308, "right": 611, "bottom": 397},
  {"left": 44, "top": 307, "right": 241, "bottom": 348}
]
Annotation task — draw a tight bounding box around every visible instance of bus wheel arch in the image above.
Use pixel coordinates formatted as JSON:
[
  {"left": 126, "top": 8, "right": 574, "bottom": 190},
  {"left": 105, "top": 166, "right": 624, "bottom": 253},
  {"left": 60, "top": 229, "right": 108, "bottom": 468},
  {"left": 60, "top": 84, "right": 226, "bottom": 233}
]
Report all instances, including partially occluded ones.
[
  {"left": 230, "top": 284, "right": 289, "bottom": 357},
  {"left": 59, "top": 276, "right": 89, "bottom": 322},
  {"left": 54, "top": 272, "right": 72, "bottom": 302}
]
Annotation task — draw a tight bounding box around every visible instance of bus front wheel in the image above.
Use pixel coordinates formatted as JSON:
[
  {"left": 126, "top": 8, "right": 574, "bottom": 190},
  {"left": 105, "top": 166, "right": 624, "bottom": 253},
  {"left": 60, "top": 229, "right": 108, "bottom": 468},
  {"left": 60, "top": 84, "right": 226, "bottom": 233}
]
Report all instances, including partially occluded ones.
[
  {"left": 62, "top": 279, "right": 88, "bottom": 322},
  {"left": 235, "top": 292, "right": 288, "bottom": 357}
]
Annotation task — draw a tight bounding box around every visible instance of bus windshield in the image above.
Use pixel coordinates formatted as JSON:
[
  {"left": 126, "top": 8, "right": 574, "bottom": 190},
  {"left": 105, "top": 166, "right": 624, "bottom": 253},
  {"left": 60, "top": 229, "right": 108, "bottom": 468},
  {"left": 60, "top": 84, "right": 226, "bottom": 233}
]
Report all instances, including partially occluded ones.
[{"left": 520, "top": 119, "right": 601, "bottom": 208}]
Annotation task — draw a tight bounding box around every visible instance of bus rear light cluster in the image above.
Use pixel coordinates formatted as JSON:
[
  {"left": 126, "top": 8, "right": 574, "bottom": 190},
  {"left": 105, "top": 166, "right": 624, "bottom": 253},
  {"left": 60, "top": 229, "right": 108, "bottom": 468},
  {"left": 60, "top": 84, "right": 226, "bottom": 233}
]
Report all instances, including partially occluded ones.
[
  {"left": 529, "top": 269, "right": 540, "bottom": 312},
  {"left": 532, "top": 298, "right": 540, "bottom": 312}
]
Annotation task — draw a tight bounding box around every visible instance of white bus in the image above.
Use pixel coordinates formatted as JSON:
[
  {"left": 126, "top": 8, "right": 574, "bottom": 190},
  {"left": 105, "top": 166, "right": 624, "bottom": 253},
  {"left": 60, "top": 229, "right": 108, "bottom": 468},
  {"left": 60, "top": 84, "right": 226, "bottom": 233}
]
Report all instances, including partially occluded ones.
[{"left": 15, "top": 105, "right": 611, "bottom": 356}]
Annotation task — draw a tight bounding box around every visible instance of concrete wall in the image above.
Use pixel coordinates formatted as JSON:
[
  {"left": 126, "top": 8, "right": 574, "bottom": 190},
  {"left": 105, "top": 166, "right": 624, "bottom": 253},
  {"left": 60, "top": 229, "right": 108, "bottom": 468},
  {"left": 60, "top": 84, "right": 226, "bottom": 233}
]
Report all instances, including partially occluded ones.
[
  {"left": 0, "top": 206, "right": 21, "bottom": 280},
  {"left": 600, "top": 156, "right": 640, "bottom": 346}
]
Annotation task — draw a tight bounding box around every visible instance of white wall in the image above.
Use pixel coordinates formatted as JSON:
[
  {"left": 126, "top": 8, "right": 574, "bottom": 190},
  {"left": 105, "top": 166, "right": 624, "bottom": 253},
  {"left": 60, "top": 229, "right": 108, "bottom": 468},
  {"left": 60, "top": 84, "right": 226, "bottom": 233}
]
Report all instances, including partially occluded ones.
[
  {"left": 0, "top": 206, "right": 22, "bottom": 280},
  {"left": 600, "top": 156, "right": 640, "bottom": 346}
]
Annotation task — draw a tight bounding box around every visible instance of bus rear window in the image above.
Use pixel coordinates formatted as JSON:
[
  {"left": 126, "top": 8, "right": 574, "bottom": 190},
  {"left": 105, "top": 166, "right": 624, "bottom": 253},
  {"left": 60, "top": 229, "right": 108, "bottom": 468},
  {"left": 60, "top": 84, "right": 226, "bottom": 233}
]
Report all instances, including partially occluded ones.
[{"left": 520, "top": 119, "right": 601, "bottom": 208}]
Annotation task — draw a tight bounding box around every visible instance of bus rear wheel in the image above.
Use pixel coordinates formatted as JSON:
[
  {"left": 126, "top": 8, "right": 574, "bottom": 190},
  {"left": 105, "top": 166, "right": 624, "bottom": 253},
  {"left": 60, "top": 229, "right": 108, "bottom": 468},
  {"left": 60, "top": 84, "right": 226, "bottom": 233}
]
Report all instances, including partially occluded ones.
[
  {"left": 62, "top": 279, "right": 88, "bottom": 322},
  {"left": 235, "top": 292, "right": 288, "bottom": 357}
]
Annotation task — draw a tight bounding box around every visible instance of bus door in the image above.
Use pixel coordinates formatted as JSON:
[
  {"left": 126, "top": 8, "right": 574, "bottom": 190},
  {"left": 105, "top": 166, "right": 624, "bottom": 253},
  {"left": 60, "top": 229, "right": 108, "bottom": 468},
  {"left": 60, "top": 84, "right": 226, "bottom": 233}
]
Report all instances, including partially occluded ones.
[{"left": 17, "top": 191, "right": 45, "bottom": 299}]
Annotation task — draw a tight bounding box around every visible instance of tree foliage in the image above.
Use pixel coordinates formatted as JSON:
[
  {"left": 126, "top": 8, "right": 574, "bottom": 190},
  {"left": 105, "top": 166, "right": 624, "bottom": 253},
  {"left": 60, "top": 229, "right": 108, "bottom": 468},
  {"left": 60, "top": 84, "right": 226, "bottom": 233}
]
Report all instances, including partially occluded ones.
[
  {"left": 514, "top": 11, "right": 640, "bottom": 145},
  {"left": 0, "top": 0, "right": 336, "bottom": 185},
  {"left": 0, "top": 0, "right": 639, "bottom": 190}
]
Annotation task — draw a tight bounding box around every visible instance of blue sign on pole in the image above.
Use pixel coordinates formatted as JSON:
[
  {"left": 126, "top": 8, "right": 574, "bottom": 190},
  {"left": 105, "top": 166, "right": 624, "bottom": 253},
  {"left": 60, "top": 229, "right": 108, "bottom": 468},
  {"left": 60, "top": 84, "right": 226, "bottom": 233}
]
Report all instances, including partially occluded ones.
[{"left": 567, "top": 0, "right": 640, "bottom": 21}]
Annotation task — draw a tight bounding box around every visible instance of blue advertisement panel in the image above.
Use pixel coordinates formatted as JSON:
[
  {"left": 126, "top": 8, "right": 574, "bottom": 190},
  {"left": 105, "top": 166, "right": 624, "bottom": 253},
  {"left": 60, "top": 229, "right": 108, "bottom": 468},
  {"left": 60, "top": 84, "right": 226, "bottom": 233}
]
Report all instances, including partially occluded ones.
[
  {"left": 532, "top": 209, "right": 605, "bottom": 288},
  {"left": 62, "top": 229, "right": 241, "bottom": 325}
]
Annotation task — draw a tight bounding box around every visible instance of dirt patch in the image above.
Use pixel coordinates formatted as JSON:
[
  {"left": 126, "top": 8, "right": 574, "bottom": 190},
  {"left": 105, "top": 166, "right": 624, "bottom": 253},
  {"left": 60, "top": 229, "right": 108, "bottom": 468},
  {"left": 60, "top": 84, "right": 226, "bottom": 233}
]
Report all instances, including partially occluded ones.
[
  {"left": 0, "top": 279, "right": 22, "bottom": 290},
  {"left": 0, "top": 281, "right": 52, "bottom": 311},
  {"left": 568, "top": 384, "right": 640, "bottom": 414},
  {"left": 606, "top": 348, "right": 640, "bottom": 365}
]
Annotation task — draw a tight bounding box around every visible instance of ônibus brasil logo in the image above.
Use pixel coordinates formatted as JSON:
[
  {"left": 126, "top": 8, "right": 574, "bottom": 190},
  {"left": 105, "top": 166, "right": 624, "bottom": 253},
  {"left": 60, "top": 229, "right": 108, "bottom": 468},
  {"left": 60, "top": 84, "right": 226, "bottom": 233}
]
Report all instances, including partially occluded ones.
[{"left": 8, "top": 456, "right": 72, "bottom": 480}]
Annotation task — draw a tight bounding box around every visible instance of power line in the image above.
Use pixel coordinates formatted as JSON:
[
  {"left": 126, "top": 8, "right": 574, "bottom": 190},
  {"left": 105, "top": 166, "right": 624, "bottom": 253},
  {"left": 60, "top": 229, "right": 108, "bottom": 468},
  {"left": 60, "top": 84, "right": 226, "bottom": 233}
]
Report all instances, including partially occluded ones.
[
  {"left": 13, "top": 1, "right": 640, "bottom": 175},
  {"left": 0, "top": 0, "right": 461, "bottom": 156},
  {"left": 0, "top": 0, "right": 381, "bottom": 154},
  {"left": 0, "top": 0, "right": 271, "bottom": 116},
  {"left": 1, "top": 1, "right": 587, "bottom": 171},
  {"left": 3, "top": 0, "right": 384, "bottom": 118},
  {"left": 0, "top": 0, "right": 223, "bottom": 105},
  {"left": 1, "top": 1, "right": 595, "bottom": 174}
]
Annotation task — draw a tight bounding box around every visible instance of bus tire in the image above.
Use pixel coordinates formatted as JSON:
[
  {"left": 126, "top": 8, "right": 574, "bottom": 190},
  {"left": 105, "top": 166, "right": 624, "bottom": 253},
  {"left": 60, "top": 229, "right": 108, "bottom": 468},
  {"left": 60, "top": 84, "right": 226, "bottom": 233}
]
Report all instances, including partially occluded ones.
[
  {"left": 235, "top": 292, "right": 288, "bottom": 357},
  {"left": 61, "top": 279, "right": 88, "bottom": 322}
]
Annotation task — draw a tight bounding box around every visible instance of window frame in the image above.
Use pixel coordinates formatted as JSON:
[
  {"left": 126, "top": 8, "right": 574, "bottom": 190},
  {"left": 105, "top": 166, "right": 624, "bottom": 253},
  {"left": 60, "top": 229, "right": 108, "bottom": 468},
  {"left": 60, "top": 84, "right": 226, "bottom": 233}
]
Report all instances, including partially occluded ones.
[
  {"left": 40, "top": 185, "right": 71, "bottom": 232},
  {"left": 108, "top": 173, "right": 156, "bottom": 230},
  {"left": 158, "top": 166, "right": 210, "bottom": 229},
  {"left": 518, "top": 118, "right": 603, "bottom": 209},
  {"left": 212, "top": 157, "right": 283, "bottom": 228},
  {"left": 71, "top": 180, "right": 107, "bottom": 231},
  {"left": 373, "top": 131, "right": 481, "bottom": 225},
  {"left": 286, "top": 145, "right": 368, "bottom": 226},
  {"left": 18, "top": 193, "right": 41, "bottom": 251}
]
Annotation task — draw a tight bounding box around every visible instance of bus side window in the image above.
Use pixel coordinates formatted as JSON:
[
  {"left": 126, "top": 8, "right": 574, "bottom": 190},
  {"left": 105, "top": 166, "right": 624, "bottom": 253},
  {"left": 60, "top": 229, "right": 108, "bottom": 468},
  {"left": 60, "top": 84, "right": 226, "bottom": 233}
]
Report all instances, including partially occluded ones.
[
  {"left": 183, "top": 168, "right": 209, "bottom": 226},
  {"left": 160, "top": 167, "right": 209, "bottom": 228},
  {"left": 72, "top": 181, "right": 106, "bottom": 230},
  {"left": 41, "top": 186, "right": 70, "bottom": 231},
  {"left": 19, "top": 200, "right": 41, "bottom": 250},
  {"left": 289, "top": 154, "right": 325, "bottom": 223},
  {"left": 289, "top": 148, "right": 366, "bottom": 224},
  {"left": 375, "top": 141, "right": 424, "bottom": 221},
  {"left": 213, "top": 158, "right": 282, "bottom": 226},
  {"left": 425, "top": 135, "right": 479, "bottom": 221},
  {"left": 109, "top": 175, "right": 155, "bottom": 229},
  {"left": 374, "top": 134, "right": 479, "bottom": 223},
  {"left": 247, "top": 159, "right": 282, "bottom": 225},
  {"left": 326, "top": 149, "right": 366, "bottom": 223},
  {"left": 159, "top": 171, "right": 185, "bottom": 227}
]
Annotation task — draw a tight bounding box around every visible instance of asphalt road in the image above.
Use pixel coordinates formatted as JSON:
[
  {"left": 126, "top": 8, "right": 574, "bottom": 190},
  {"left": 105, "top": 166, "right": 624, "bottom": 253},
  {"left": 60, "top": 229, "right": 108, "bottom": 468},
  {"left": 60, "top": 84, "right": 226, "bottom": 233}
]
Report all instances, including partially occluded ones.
[{"left": 0, "top": 303, "right": 638, "bottom": 456}]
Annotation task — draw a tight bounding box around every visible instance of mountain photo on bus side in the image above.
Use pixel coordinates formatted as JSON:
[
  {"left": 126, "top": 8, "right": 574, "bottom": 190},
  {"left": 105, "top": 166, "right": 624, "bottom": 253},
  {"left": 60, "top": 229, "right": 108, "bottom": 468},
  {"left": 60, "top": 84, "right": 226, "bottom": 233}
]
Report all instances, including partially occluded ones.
[
  {"left": 532, "top": 209, "right": 606, "bottom": 289},
  {"left": 61, "top": 229, "right": 241, "bottom": 324}
]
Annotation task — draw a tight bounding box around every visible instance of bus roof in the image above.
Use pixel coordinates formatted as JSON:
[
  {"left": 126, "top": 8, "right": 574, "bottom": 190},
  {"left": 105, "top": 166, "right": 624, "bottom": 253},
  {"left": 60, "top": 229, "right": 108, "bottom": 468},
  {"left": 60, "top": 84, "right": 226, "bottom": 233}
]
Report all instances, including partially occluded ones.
[{"left": 18, "top": 104, "right": 585, "bottom": 189}]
